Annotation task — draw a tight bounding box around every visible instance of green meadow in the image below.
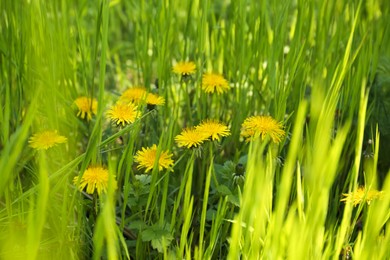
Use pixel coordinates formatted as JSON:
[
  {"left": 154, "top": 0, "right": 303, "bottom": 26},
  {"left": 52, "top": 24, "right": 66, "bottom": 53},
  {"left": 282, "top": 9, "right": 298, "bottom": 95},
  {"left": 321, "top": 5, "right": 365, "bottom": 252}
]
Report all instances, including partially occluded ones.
[{"left": 1, "top": 0, "right": 390, "bottom": 259}]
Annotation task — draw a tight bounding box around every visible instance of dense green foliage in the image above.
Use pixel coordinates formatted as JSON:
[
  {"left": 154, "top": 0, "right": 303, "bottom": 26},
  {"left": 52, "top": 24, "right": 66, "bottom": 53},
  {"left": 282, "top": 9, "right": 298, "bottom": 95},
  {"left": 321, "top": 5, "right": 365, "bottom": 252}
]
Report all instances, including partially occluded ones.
[{"left": 1, "top": 0, "right": 390, "bottom": 259}]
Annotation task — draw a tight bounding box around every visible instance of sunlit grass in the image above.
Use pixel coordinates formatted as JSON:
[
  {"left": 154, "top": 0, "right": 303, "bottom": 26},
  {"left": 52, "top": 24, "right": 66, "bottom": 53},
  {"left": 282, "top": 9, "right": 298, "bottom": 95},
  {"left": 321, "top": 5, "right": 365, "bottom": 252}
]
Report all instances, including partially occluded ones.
[{"left": 1, "top": 0, "right": 390, "bottom": 259}]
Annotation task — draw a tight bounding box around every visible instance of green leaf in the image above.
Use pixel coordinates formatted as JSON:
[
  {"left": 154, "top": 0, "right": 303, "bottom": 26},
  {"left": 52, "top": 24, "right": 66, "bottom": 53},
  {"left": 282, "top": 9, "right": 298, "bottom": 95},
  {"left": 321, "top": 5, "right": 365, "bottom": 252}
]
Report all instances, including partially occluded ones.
[
  {"left": 141, "top": 225, "right": 173, "bottom": 253},
  {"left": 227, "top": 194, "right": 240, "bottom": 207},
  {"left": 141, "top": 225, "right": 171, "bottom": 242},
  {"left": 206, "top": 209, "right": 217, "bottom": 221},
  {"left": 151, "top": 234, "right": 173, "bottom": 253},
  {"left": 216, "top": 185, "right": 233, "bottom": 196},
  {"left": 128, "top": 220, "right": 147, "bottom": 230},
  {"left": 136, "top": 174, "right": 152, "bottom": 185}
]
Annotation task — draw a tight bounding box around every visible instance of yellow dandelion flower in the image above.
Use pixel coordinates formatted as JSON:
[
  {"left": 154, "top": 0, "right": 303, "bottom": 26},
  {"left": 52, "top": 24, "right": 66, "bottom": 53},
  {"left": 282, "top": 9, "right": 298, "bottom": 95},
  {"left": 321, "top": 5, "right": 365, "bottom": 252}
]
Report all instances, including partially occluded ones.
[
  {"left": 120, "top": 87, "right": 148, "bottom": 103},
  {"left": 146, "top": 93, "right": 165, "bottom": 106},
  {"left": 175, "top": 127, "right": 209, "bottom": 148},
  {"left": 74, "top": 96, "right": 97, "bottom": 120},
  {"left": 341, "top": 187, "right": 384, "bottom": 206},
  {"left": 107, "top": 102, "right": 139, "bottom": 126},
  {"left": 73, "top": 166, "right": 117, "bottom": 195},
  {"left": 202, "top": 73, "right": 229, "bottom": 94},
  {"left": 29, "top": 130, "right": 67, "bottom": 150},
  {"left": 134, "top": 144, "right": 174, "bottom": 173},
  {"left": 196, "top": 120, "right": 230, "bottom": 141},
  {"left": 173, "top": 61, "right": 196, "bottom": 76},
  {"left": 240, "top": 115, "right": 285, "bottom": 143}
]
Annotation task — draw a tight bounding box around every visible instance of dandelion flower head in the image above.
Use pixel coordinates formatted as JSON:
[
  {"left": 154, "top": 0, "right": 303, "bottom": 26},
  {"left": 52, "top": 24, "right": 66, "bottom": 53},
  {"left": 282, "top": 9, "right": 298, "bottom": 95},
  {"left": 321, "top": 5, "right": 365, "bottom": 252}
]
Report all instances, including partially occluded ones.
[
  {"left": 73, "top": 166, "right": 117, "bottom": 195},
  {"left": 196, "top": 120, "right": 230, "bottom": 141},
  {"left": 29, "top": 130, "right": 67, "bottom": 150},
  {"left": 134, "top": 144, "right": 174, "bottom": 173},
  {"left": 341, "top": 187, "right": 384, "bottom": 206},
  {"left": 202, "top": 73, "right": 229, "bottom": 94},
  {"left": 74, "top": 96, "right": 97, "bottom": 120},
  {"left": 240, "top": 115, "right": 285, "bottom": 143},
  {"left": 120, "top": 87, "right": 165, "bottom": 107},
  {"left": 146, "top": 93, "right": 165, "bottom": 106},
  {"left": 120, "top": 87, "right": 148, "bottom": 103},
  {"left": 175, "top": 127, "right": 209, "bottom": 149},
  {"left": 107, "top": 101, "right": 139, "bottom": 126},
  {"left": 173, "top": 61, "right": 196, "bottom": 76}
]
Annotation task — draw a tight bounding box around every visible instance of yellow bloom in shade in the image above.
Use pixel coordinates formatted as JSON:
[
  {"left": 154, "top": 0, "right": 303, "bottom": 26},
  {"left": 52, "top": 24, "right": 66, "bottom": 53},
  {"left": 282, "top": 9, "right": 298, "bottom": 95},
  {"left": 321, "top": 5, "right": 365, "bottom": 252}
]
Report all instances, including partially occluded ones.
[
  {"left": 29, "top": 130, "right": 67, "bottom": 150},
  {"left": 74, "top": 96, "right": 97, "bottom": 120},
  {"left": 120, "top": 87, "right": 165, "bottom": 107},
  {"left": 202, "top": 73, "right": 229, "bottom": 94},
  {"left": 341, "top": 187, "right": 384, "bottom": 206},
  {"left": 173, "top": 61, "right": 196, "bottom": 76},
  {"left": 134, "top": 144, "right": 174, "bottom": 173},
  {"left": 73, "top": 166, "right": 117, "bottom": 195},
  {"left": 196, "top": 120, "right": 230, "bottom": 141},
  {"left": 146, "top": 93, "right": 165, "bottom": 106},
  {"left": 241, "top": 115, "right": 285, "bottom": 143},
  {"left": 107, "top": 102, "right": 139, "bottom": 126},
  {"left": 175, "top": 128, "right": 209, "bottom": 148},
  {"left": 120, "top": 87, "right": 148, "bottom": 103}
]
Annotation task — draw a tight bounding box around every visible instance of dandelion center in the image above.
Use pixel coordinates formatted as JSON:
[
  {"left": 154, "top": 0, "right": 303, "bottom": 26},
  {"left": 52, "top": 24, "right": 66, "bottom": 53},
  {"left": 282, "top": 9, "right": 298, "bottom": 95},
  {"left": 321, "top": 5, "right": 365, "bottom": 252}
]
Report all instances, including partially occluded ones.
[
  {"left": 120, "top": 87, "right": 148, "bottom": 103},
  {"left": 74, "top": 96, "right": 97, "bottom": 120},
  {"left": 134, "top": 144, "right": 174, "bottom": 173},
  {"left": 173, "top": 61, "right": 197, "bottom": 76},
  {"left": 73, "top": 166, "right": 117, "bottom": 195},
  {"left": 341, "top": 187, "right": 384, "bottom": 206},
  {"left": 196, "top": 120, "right": 230, "bottom": 141},
  {"left": 107, "top": 102, "right": 139, "bottom": 126},
  {"left": 146, "top": 93, "right": 165, "bottom": 106},
  {"left": 175, "top": 128, "right": 209, "bottom": 148},
  {"left": 29, "top": 130, "right": 67, "bottom": 150},
  {"left": 240, "top": 115, "right": 285, "bottom": 143},
  {"left": 202, "top": 73, "right": 229, "bottom": 94}
]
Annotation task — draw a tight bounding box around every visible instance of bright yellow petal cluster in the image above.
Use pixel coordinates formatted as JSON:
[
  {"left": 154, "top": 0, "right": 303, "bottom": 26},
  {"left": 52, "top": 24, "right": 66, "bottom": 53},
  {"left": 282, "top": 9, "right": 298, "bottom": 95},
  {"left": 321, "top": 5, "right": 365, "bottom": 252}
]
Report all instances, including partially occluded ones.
[
  {"left": 73, "top": 166, "right": 117, "bottom": 195},
  {"left": 134, "top": 144, "right": 174, "bottom": 173},
  {"left": 146, "top": 93, "right": 165, "bottom": 106},
  {"left": 240, "top": 115, "right": 285, "bottom": 143},
  {"left": 29, "top": 130, "right": 67, "bottom": 150},
  {"left": 120, "top": 87, "right": 165, "bottom": 106},
  {"left": 202, "top": 73, "right": 229, "bottom": 94},
  {"left": 173, "top": 61, "right": 196, "bottom": 76},
  {"left": 196, "top": 120, "right": 230, "bottom": 141},
  {"left": 120, "top": 87, "right": 148, "bottom": 103},
  {"left": 341, "top": 187, "right": 384, "bottom": 206},
  {"left": 107, "top": 102, "right": 139, "bottom": 126},
  {"left": 74, "top": 96, "right": 97, "bottom": 120},
  {"left": 175, "top": 128, "right": 210, "bottom": 148}
]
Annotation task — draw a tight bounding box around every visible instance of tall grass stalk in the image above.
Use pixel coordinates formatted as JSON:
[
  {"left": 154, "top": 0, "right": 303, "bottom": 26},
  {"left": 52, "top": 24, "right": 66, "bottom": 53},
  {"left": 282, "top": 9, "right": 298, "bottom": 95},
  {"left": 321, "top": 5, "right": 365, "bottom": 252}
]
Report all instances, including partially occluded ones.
[{"left": 1, "top": 0, "right": 389, "bottom": 259}]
